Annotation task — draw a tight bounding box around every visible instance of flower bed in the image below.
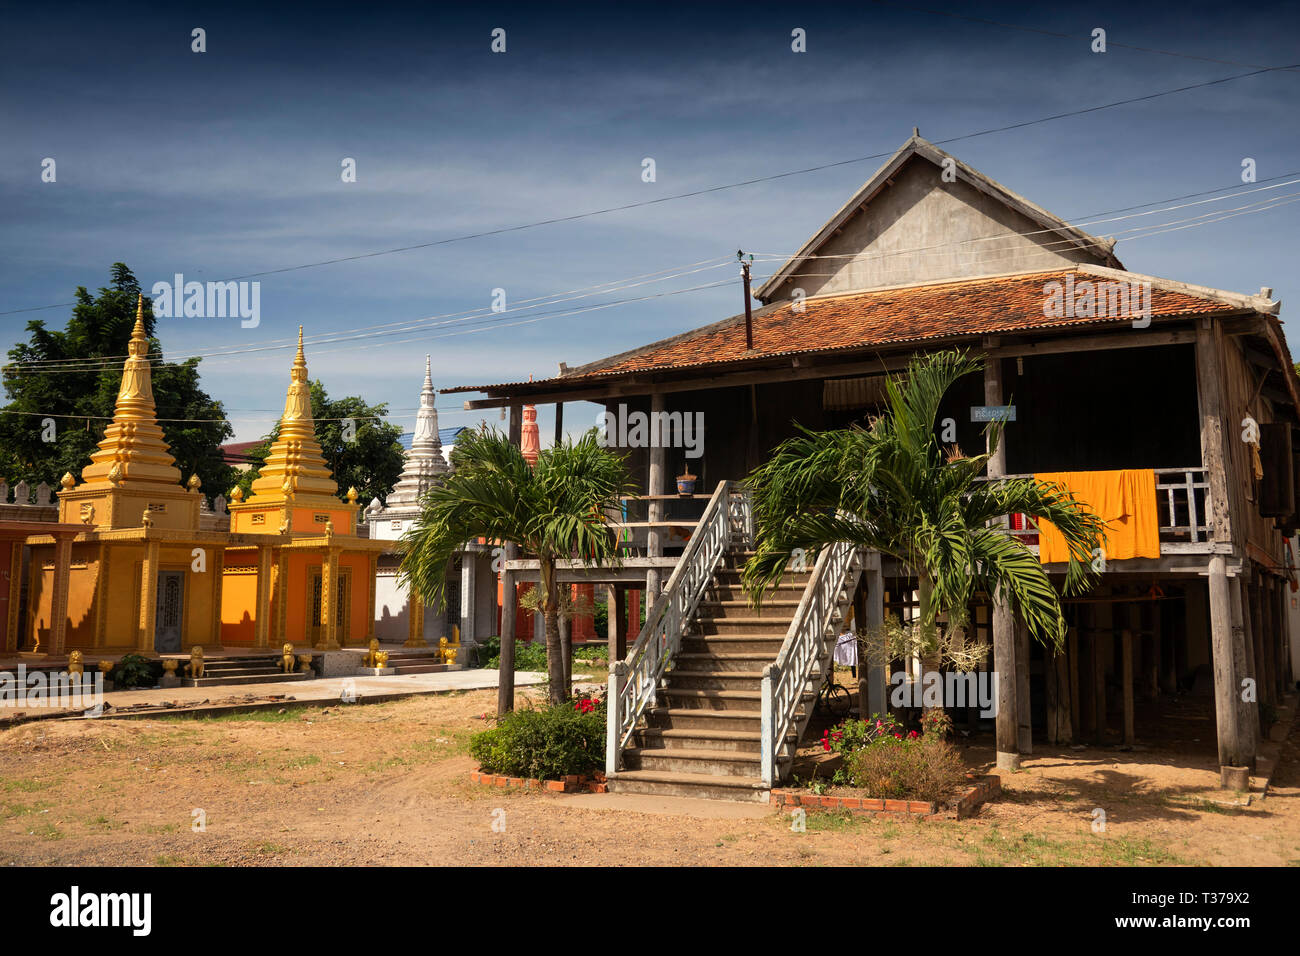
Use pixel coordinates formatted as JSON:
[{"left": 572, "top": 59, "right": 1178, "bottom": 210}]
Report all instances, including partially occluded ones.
[
  {"left": 773, "top": 773, "right": 1000, "bottom": 819},
  {"left": 469, "top": 767, "right": 608, "bottom": 794},
  {"left": 785, "top": 711, "right": 996, "bottom": 817}
]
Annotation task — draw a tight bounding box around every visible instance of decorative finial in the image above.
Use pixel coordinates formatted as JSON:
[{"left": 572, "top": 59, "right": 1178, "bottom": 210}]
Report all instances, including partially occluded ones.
[
  {"left": 187, "top": 473, "right": 201, "bottom": 492},
  {"left": 128, "top": 294, "right": 148, "bottom": 359},
  {"left": 108, "top": 462, "right": 124, "bottom": 486},
  {"left": 229, "top": 486, "right": 244, "bottom": 503},
  {"left": 281, "top": 479, "right": 293, "bottom": 496},
  {"left": 59, "top": 472, "right": 75, "bottom": 491},
  {"left": 346, "top": 486, "right": 358, "bottom": 504}
]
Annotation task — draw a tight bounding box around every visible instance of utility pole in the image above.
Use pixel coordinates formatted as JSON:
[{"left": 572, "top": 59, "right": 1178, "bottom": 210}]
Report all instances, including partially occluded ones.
[{"left": 738, "top": 250, "right": 754, "bottom": 351}]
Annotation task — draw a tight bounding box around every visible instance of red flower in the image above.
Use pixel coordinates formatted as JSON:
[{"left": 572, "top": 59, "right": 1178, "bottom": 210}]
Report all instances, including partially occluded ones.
[{"left": 908, "top": 730, "right": 918, "bottom": 739}]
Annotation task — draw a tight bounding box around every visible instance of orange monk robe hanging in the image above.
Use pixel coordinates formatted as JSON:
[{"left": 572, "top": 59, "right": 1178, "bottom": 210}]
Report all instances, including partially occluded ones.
[{"left": 1032, "top": 469, "right": 1160, "bottom": 564}]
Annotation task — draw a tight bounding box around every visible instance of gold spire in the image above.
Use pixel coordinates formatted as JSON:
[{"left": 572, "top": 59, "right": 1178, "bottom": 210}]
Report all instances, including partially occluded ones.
[
  {"left": 245, "top": 326, "right": 339, "bottom": 506},
  {"left": 76, "top": 294, "right": 182, "bottom": 491}
]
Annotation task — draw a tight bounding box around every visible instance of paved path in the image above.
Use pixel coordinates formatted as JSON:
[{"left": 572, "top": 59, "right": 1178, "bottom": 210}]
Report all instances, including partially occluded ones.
[{"left": 0, "top": 669, "right": 547, "bottom": 721}]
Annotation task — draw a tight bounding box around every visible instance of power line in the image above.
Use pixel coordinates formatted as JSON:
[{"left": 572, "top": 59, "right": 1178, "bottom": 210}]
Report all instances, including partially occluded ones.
[{"left": 2, "top": 62, "right": 1296, "bottom": 320}]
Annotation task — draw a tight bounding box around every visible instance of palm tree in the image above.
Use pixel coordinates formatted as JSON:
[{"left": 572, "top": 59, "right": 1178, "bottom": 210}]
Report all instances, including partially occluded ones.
[
  {"left": 399, "top": 426, "right": 633, "bottom": 710},
  {"left": 741, "top": 350, "right": 1108, "bottom": 716}
]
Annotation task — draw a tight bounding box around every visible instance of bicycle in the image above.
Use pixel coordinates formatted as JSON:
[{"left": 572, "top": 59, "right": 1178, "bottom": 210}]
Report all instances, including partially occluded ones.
[{"left": 815, "top": 670, "right": 853, "bottom": 719}]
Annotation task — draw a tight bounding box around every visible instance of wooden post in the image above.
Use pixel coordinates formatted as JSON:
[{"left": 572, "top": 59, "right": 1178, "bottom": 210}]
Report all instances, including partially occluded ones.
[
  {"left": 1238, "top": 577, "right": 1261, "bottom": 749},
  {"left": 647, "top": 393, "right": 666, "bottom": 599},
  {"left": 1015, "top": 615, "right": 1032, "bottom": 755},
  {"left": 1210, "top": 556, "right": 1248, "bottom": 770},
  {"left": 1093, "top": 594, "right": 1111, "bottom": 746},
  {"left": 1045, "top": 643, "right": 1058, "bottom": 745},
  {"left": 1149, "top": 599, "right": 1162, "bottom": 699},
  {"left": 497, "top": 403, "right": 523, "bottom": 716},
  {"left": 993, "top": 596, "right": 1019, "bottom": 769},
  {"left": 1260, "top": 577, "right": 1278, "bottom": 706},
  {"left": 984, "top": 350, "right": 1019, "bottom": 767},
  {"left": 1068, "top": 620, "right": 1081, "bottom": 743},
  {"left": 1121, "top": 625, "right": 1135, "bottom": 746},
  {"left": 1194, "top": 320, "right": 1236, "bottom": 549},
  {"left": 864, "top": 561, "right": 886, "bottom": 716}
]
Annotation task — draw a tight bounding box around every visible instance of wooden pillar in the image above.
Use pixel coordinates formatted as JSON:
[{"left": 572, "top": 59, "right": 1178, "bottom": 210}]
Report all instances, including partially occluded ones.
[
  {"left": 1015, "top": 615, "right": 1032, "bottom": 755},
  {"left": 984, "top": 350, "right": 1019, "bottom": 767},
  {"left": 498, "top": 403, "right": 523, "bottom": 715},
  {"left": 1210, "top": 556, "right": 1248, "bottom": 769},
  {"left": 1068, "top": 618, "right": 1081, "bottom": 743},
  {"left": 607, "top": 584, "right": 628, "bottom": 662},
  {"left": 1121, "top": 625, "right": 1135, "bottom": 746},
  {"left": 1259, "top": 577, "right": 1278, "bottom": 705},
  {"left": 1238, "top": 576, "right": 1262, "bottom": 749},
  {"left": 992, "top": 596, "right": 1019, "bottom": 769},
  {"left": 138, "top": 539, "right": 160, "bottom": 653},
  {"left": 1148, "top": 599, "right": 1162, "bottom": 699},
  {"left": 1058, "top": 628, "right": 1074, "bottom": 745},
  {"left": 646, "top": 392, "right": 666, "bottom": 598},
  {"left": 1194, "top": 320, "right": 1236, "bottom": 549},
  {"left": 48, "top": 534, "right": 74, "bottom": 657},
  {"left": 253, "top": 545, "right": 273, "bottom": 648},
  {"left": 1276, "top": 580, "right": 1292, "bottom": 691},
  {"left": 1092, "top": 596, "right": 1111, "bottom": 746},
  {"left": 864, "top": 560, "right": 886, "bottom": 716}
]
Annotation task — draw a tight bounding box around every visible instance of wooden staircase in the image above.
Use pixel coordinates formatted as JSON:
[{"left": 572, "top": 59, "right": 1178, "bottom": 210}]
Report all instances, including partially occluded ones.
[{"left": 609, "top": 553, "right": 814, "bottom": 802}]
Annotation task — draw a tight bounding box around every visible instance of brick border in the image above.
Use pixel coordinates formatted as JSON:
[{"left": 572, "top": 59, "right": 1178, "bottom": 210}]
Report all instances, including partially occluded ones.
[
  {"left": 469, "top": 767, "right": 608, "bottom": 794},
  {"left": 772, "top": 774, "right": 1001, "bottom": 820}
]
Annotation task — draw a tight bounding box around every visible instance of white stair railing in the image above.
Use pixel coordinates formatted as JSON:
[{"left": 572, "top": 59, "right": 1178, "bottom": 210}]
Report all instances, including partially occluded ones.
[
  {"left": 606, "top": 480, "right": 747, "bottom": 776},
  {"left": 760, "top": 539, "right": 859, "bottom": 787}
]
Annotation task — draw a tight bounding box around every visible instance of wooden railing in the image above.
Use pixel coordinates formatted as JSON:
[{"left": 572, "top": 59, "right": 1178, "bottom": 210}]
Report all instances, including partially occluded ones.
[
  {"left": 760, "top": 538, "right": 859, "bottom": 787},
  {"left": 982, "top": 467, "right": 1214, "bottom": 554},
  {"left": 605, "top": 481, "right": 749, "bottom": 775}
]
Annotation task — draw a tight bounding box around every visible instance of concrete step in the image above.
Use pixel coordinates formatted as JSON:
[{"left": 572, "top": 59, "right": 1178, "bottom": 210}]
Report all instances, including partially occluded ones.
[
  {"left": 674, "top": 652, "right": 774, "bottom": 672},
  {"left": 388, "top": 663, "right": 451, "bottom": 675},
  {"left": 623, "top": 746, "right": 762, "bottom": 777},
  {"left": 696, "top": 600, "right": 800, "bottom": 620},
  {"left": 692, "top": 618, "right": 795, "bottom": 636},
  {"left": 680, "top": 635, "right": 785, "bottom": 655},
  {"left": 666, "top": 670, "right": 764, "bottom": 692},
  {"left": 660, "top": 688, "right": 761, "bottom": 711},
  {"left": 645, "top": 707, "right": 762, "bottom": 732},
  {"left": 606, "top": 769, "right": 768, "bottom": 803},
  {"left": 630, "top": 727, "right": 767, "bottom": 753}
]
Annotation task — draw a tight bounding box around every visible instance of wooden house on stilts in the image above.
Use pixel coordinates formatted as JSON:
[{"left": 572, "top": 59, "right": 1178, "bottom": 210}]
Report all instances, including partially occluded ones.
[{"left": 447, "top": 133, "right": 1298, "bottom": 800}]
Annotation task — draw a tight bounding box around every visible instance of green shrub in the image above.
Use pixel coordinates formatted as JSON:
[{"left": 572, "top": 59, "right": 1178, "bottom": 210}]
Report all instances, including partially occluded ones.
[
  {"left": 111, "top": 652, "right": 156, "bottom": 689},
  {"left": 484, "top": 639, "right": 548, "bottom": 671},
  {"left": 573, "top": 645, "right": 609, "bottom": 666},
  {"left": 474, "top": 636, "right": 501, "bottom": 668},
  {"left": 469, "top": 696, "right": 606, "bottom": 779},
  {"left": 845, "top": 733, "right": 966, "bottom": 803}
]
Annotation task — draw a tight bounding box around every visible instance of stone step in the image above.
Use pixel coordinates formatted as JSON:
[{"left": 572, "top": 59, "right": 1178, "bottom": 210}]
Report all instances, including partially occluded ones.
[
  {"left": 606, "top": 769, "right": 768, "bottom": 803},
  {"left": 388, "top": 663, "right": 450, "bottom": 675},
  {"left": 623, "top": 746, "right": 762, "bottom": 777},
  {"left": 183, "top": 672, "right": 309, "bottom": 687}
]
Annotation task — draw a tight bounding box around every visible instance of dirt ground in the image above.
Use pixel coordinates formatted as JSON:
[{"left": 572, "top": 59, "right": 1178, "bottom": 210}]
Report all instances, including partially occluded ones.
[{"left": 0, "top": 688, "right": 1297, "bottom": 867}]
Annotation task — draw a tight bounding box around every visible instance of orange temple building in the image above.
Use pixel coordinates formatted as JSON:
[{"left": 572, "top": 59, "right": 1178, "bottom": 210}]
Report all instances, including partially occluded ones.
[{"left": 220, "top": 328, "right": 385, "bottom": 649}]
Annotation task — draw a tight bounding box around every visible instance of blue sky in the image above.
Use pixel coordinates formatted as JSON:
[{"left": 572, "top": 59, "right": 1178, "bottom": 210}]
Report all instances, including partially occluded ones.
[{"left": 2, "top": 1, "right": 1297, "bottom": 443}]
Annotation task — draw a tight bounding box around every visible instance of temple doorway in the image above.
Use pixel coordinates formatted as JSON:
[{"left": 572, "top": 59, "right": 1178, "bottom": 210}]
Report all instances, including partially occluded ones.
[{"left": 154, "top": 571, "right": 185, "bottom": 652}]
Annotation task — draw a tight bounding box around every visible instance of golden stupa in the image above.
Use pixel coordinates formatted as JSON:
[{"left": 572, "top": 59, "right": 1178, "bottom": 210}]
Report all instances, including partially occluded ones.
[{"left": 57, "top": 295, "right": 201, "bottom": 531}]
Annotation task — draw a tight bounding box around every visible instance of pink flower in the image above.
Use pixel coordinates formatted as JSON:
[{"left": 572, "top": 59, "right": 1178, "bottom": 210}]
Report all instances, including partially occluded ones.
[{"left": 908, "top": 730, "right": 918, "bottom": 739}]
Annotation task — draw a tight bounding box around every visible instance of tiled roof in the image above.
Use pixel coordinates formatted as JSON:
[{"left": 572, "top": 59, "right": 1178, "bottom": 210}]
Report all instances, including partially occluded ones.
[{"left": 445, "top": 267, "right": 1239, "bottom": 393}]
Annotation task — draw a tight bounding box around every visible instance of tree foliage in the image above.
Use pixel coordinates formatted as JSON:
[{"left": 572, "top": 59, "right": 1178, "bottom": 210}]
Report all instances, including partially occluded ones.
[
  {"left": 742, "top": 349, "right": 1107, "bottom": 652},
  {"left": 0, "top": 264, "right": 236, "bottom": 497},
  {"left": 399, "top": 426, "right": 633, "bottom": 706}
]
